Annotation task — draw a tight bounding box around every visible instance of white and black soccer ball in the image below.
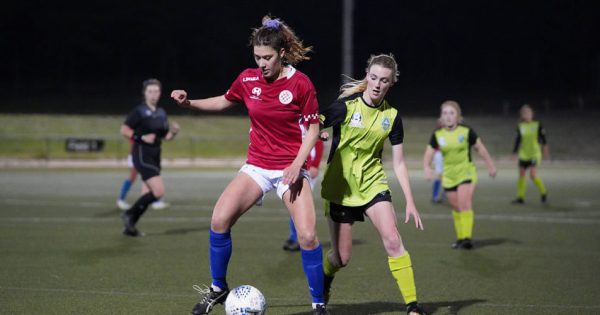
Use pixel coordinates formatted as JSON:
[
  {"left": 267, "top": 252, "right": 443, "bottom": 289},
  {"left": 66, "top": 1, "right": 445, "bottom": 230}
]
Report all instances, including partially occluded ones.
[{"left": 224, "top": 285, "right": 267, "bottom": 315}]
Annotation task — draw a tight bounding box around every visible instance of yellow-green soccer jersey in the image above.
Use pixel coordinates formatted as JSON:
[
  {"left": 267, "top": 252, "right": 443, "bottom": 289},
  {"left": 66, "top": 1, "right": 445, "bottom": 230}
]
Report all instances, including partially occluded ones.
[
  {"left": 320, "top": 93, "right": 404, "bottom": 206},
  {"left": 513, "top": 120, "right": 547, "bottom": 162},
  {"left": 429, "top": 125, "right": 479, "bottom": 189}
]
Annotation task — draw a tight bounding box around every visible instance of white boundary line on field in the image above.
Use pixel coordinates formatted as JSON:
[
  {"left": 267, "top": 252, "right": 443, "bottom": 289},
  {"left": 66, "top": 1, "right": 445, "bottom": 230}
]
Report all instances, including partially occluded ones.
[
  {"left": 1, "top": 198, "right": 600, "bottom": 225},
  {"left": 1, "top": 286, "right": 600, "bottom": 310},
  {"left": 1, "top": 214, "right": 599, "bottom": 225}
]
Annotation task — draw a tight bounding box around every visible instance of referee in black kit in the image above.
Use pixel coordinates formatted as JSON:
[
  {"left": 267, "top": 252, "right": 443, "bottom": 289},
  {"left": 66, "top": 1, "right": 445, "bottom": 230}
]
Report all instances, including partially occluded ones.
[{"left": 119, "top": 78, "right": 180, "bottom": 237}]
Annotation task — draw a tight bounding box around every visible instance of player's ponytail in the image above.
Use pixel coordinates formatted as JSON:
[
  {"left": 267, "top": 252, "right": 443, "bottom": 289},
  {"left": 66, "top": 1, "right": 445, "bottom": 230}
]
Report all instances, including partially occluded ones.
[
  {"left": 250, "top": 15, "right": 312, "bottom": 65},
  {"left": 339, "top": 54, "right": 399, "bottom": 99}
]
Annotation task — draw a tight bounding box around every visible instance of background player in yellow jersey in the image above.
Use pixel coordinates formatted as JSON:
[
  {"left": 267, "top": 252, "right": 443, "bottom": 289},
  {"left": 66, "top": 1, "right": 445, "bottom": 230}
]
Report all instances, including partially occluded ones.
[
  {"left": 423, "top": 101, "right": 496, "bottom": 249},
  {"left": 320, "top": 54, "right": 426, "bottom": 315},
  {"left": 511, "top": 104, "right": 550, "bottom": 204}
]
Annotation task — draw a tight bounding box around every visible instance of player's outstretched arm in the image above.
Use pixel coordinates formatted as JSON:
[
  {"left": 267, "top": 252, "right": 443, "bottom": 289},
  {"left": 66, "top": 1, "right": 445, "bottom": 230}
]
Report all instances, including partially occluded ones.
[
  {"left": 474, "top": 140, "right": 497, "bottom": 177},
  {"left": 170, "top": 90, "right": 235, "bottom": 112},
  {"left": 392, "top": 144, "right": 424, "bottom": 230},
  {"left": 423, "top": 146, "right": 435, "bottom": 181}
]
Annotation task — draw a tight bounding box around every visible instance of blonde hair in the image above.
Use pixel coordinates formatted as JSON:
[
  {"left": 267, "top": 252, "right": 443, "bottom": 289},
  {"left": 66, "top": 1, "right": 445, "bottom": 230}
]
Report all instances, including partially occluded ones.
[
  {"left": 440, "top": 100, "right": 464, "bottom": 124},
  {"left": 250, "top": 15, "right": 312, "bottom": 65},
  {"left": 338, "top": 53, "right": 399, "bottom": 99}
]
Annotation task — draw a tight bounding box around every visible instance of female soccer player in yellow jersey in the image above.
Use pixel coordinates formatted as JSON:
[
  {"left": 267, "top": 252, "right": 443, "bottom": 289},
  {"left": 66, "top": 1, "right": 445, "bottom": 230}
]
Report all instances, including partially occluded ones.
[
  {"left": 511, "top": 104, "right": 549, "bottom": 204},
  {"left": 423, "top": 101, "right": 497, "bottom": 250},
  {"left": 320, "top": 54, "right": 427, "bottom": 315}
]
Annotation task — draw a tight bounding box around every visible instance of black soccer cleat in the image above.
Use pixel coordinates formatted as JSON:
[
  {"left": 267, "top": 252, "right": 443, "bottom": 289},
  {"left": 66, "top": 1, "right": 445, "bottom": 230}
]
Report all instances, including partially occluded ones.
[
  {"left": 511, "top": 198, "right": 525, "bottom": 204},
  {"left": 191, "top": 285, "right": 229, "bottom": 315},
  {"left": 451, "top": 239, "right": 464, "bottom": 249},
  {"left": 406, "top": 302, "right": 427, "bottom": 315},
  {"left": 313, "top": 304, "right": 328, "bottom": 315},
  {"left": 460, "top": 238, "right": 474, "bottom": 250},
  {"left": 541, "top": 194, "right": 547, "bottom": 204},
  {"left": 283, "top": 239, "right": 301, "bottom": 252},
  {"left": 121, "top": 213, "right": 142, "bottom": 237},
  {"left": 323, "top": 274, "right": 335, "bottom": 304}
]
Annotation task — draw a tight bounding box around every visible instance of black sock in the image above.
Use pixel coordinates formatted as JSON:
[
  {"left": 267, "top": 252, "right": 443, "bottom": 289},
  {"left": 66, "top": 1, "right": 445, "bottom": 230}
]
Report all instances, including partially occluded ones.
[{"left": 126, "top": 193, "right": 158, "bottom": 224}]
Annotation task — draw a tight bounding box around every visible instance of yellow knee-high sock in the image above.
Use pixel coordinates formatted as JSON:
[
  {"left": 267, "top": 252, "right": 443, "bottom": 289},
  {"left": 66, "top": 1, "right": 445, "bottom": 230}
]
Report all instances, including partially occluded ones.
[
  {"left": 323, "top": 250, "right": 340, "bottom": 277},
  {"left": 532, "top": 177, "right": 547, "bottom": 195},
  {"left": 388, "top": 252, "right": 417, "bottom": 305},
  {"left": 452, "top": 210, "right": 463, "bottom": 240},
  {"left": 517, "top": 176, "right": 527, "bottom": 198},
  {"left": 461, "top": 210, "right": 474, "bottom": 239}
]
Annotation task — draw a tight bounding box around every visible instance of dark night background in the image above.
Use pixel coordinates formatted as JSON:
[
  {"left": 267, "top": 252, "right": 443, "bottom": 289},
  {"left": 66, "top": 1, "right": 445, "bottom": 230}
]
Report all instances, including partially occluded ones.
[{"left": 1, "top": 0, "right": 599, "bottom": 115}]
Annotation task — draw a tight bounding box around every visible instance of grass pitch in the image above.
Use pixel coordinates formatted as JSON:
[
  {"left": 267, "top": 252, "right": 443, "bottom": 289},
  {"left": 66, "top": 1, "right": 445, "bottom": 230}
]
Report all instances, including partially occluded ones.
[{"left": 1, "top": 165, "right": 599, "bottom": 314}]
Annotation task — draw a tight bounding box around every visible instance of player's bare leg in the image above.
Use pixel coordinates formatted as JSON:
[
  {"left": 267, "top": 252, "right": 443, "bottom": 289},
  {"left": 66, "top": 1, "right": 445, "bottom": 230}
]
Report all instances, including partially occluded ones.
[
  {"left": 192, "top": 172, "right": 263, "bottom": 315},
  {"left": 283, "top": 178, "right": 326, "bottom": 312},
  {"left": 366, "top": 202, "right": 425, "bottom": 314},
  {"left": 323, "top": 218, "right": 353, "bottom": 304}
]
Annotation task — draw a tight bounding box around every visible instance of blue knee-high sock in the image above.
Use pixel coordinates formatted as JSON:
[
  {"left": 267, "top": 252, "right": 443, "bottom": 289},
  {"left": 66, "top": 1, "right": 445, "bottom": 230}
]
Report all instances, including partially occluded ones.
[
  {"left": 288, "top": 218, "right": 298, "bottom": 242},
  {"left": 209, "top": 229, "right": 232, "bottom": 290},
  {"left": 432, "top": 179, "right": 441, "bottom": 201},
  {"left": 301, "top": 245, "right": 325, "bottom": 304},
  {"left": 119, "top": 179, "right": 133, "bottom": 201}
]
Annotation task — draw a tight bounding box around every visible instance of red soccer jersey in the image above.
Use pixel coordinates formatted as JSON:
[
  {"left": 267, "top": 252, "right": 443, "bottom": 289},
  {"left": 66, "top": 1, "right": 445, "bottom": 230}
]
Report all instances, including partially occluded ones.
[{"left": 224, "top": 66, "right": 320, "bottom": 170}]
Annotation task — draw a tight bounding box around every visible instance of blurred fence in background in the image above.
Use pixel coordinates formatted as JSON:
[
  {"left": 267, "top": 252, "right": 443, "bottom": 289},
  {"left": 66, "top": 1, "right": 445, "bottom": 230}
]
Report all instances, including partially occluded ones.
[{"left": 1, "top": 113, "right": 599, "bottom": 165}]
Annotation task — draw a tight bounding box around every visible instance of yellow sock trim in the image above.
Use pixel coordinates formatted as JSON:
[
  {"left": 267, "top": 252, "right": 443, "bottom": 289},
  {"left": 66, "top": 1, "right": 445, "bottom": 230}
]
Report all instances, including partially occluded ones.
[
  {"left": 533, "top": 177, "right": 547, "bottom": 195},
  {"left": 517, "top": 176, "right": 527, "bottom": 198},
  {"left": 388, "top": 252, "right": 417, "bottom": 304},
  {"left": 452, "top": 210, "right": 463, "bottom": 239},
  {"left": 323, "top": 250, "right": 340, "bottom": 277},
  {"left": 461, "top": 210, "right": 474, "bottom": 239}
]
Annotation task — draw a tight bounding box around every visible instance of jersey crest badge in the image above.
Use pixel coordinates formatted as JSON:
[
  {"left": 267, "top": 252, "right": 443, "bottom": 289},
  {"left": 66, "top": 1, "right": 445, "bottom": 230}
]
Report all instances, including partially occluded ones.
[
  {"left": 438, "top": 136, "right": 447, "bottom": 147},
  {"left": 250, "top": 87, "right": 262, "bottom": 100},
  {"left": 279, "top": 90, "right": 293, "bottom": 105},
  {"left": 458, "top": 134, "right": 465, "bottom": 143},
  {"left": 381, "top": 117, "right": 391, "bottom": 131},
  {"left": 349, "top": 112, "right": 364, "bottom": 128}
]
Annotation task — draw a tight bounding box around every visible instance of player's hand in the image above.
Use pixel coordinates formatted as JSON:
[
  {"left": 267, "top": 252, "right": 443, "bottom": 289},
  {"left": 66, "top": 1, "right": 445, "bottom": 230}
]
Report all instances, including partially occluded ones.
[
  {"left": 510, "top": 154, "right": 518, "bottom": 161},
  {"left": 424, "top": 167, "right": 434, "bottom": 181},
  {"left": 319, "top": 131, "right": 330, "bottom": 141},
  {"left": 141, "top": 133, "right": 156, "bottom": 144},
  {"left": 488, "top": 165, "right": 497, "bottom": 178},
  {"left": 171, "top": 90, "right": 188, "bottom": 106},
  {"left": 282, "top": 163, "right": 301, "bottom": 185},
  {"left": 405, "top": 202, "right": 424, "bottom": 230},
  {"left": 170, "top": 121, "right": 181, "bottom": 134}
]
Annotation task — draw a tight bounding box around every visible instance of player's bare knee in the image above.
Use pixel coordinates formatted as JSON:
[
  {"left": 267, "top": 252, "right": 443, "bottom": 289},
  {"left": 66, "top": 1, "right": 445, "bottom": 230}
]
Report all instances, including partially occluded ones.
[
  {"left": 210, "top": 213, "right": 233, "bottom": 233},
  {"left": 382, "top": 233, "right": 402, "bottom": 254},
  {"left": 297, "top": 230, "right": 317, "bottom": 249}
]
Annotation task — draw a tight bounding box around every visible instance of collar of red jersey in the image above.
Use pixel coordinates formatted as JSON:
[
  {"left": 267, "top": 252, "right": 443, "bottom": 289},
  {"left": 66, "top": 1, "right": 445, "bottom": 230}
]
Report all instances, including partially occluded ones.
[{"left": 284, "top": 65, "right": 296, "bottom": 79}]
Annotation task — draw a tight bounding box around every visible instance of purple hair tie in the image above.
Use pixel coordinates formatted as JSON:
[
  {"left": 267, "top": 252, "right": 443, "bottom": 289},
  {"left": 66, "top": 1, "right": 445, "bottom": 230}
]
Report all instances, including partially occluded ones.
[{"left": 263, "top": 19, "right": 281, "bottom": 29}]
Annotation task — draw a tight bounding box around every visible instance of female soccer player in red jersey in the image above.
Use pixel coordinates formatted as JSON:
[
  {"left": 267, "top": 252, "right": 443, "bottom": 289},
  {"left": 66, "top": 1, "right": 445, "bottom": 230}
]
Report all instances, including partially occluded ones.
[{"left": 171, "top": 16, "right": 327, "bottom": 315}]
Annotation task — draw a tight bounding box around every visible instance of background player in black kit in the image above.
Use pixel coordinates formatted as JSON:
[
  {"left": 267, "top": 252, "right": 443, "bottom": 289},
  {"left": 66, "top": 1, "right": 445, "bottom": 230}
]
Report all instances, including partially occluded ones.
[{"left": 120, "top": 78, "right": 180, "bottom": 236}]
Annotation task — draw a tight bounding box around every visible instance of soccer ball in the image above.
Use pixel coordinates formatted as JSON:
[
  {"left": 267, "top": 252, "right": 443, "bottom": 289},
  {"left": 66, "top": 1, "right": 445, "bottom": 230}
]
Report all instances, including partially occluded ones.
[{"left": 224, "top": 285, "right": 267, "bottom": 315}]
